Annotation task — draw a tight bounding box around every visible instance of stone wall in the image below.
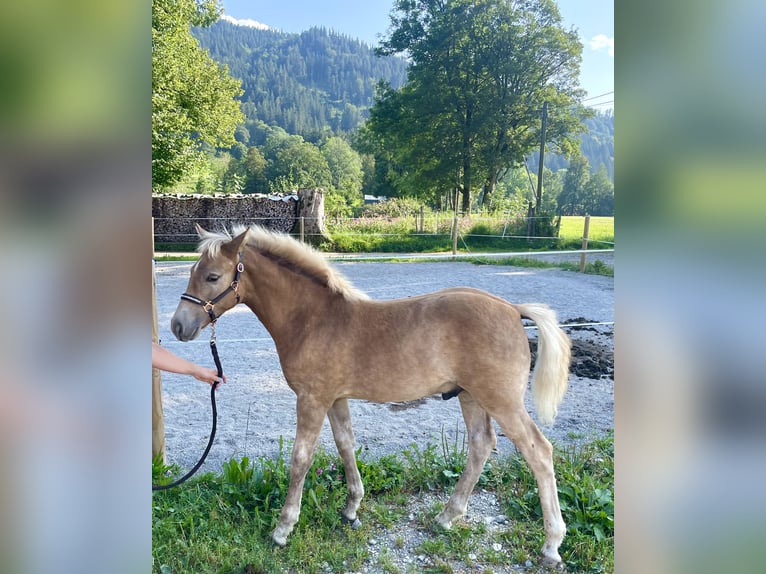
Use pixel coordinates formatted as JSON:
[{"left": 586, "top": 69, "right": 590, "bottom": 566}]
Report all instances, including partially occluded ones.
[{"left": 152, "top": 191, "right": 327, "bottom": 244}]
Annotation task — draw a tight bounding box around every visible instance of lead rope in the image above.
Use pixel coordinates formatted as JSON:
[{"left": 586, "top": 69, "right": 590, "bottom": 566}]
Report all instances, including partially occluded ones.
[{"left": 152, "top": 323, "right": 222, "bottom": 491}]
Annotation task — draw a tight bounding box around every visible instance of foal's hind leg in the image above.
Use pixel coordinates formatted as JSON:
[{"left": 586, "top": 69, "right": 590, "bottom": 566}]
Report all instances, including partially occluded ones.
[
  {"left": 435, "top": 392, "right": 496, "bottom": 529},
  {"left": 272, "top": 394, "right": 328, "bottom": 547},
  {"left": 493, "top": 409, "right": 566, "bottom": 566},
  {"left": 327, "top": 398, "right": 364, "bottom": 527}
]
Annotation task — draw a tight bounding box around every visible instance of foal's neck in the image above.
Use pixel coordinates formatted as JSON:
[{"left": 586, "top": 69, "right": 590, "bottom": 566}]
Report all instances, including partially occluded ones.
[{"left": 244, "top": 248, "right": 336, "bottom": 341}]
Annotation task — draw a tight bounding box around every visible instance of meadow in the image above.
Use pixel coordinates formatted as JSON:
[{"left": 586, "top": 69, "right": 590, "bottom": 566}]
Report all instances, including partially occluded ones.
[{"left": 324, "top": 215, "right": 614, "bottom": 256}]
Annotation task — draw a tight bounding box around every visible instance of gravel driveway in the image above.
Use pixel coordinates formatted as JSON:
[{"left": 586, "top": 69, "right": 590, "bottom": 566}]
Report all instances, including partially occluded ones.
[{"left": 154, "top": 259, "right": 614, "bottom": 472}]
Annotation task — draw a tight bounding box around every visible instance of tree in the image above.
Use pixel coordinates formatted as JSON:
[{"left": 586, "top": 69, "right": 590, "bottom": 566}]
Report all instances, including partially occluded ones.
[
  {"left": 152, "top": 0, "right": 244, "bottom": 189},
  {"left": 370, "top": 0, "right": 587, "bottom": 212},
  {"left": 243, "top": 146, "right": 268, "bottom": 194},
  {"left": 558, "top": 152, "right": 590, "bottom": 215},
  {"left": 263, "top": 131, "right": 332, "bottom": 192},
  {"left": 582, "top": 164, "right": 614, "bottom": 216},
  {"left": 322, "top": 137, "right": 364, "bottom": 210}
]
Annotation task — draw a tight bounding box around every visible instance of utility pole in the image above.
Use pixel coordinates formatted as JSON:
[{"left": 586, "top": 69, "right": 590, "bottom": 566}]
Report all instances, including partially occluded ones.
[{"left": 531, "top": 101, "right": 548, "bottom": 237}]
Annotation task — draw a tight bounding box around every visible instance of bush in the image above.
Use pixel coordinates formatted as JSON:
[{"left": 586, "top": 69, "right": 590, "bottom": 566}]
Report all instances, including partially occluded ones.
[{"left": 357, "top": 197, "right": 424, "bottom": 218}]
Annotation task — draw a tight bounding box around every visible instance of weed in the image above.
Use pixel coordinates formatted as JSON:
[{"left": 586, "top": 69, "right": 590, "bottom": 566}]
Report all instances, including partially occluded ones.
[
  {"left": 377, "top": 549, "right": 402, "bottom": 573},
  {"left": 357, "top": 451, "right": 406, "bottom": 494},
  {"left": 152, "top": 452, "right": 180, "bottom": 486},
  {"left": 558, "top": 259, "right": 614, "bottom": 277}
]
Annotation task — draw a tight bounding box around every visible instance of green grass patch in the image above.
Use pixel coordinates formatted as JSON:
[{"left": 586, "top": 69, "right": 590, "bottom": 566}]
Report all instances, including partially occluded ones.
[
  {"left": 322, "top": 231, "right": 453, "bottom": 254},
  {"left": 322, "top": 215, "right": 613, "bottom": 254},
  {"left": 469, "top": 256, "right": 613, "bottom": 277},
  {"left": 558, "top": 216, "right": 614, "bottom": 248},
  {"left": 153, "top": 432, "right": 613, "bottom": 573},
  {"left": 154, "top": 242, "right": 199, "bottom": 253}
]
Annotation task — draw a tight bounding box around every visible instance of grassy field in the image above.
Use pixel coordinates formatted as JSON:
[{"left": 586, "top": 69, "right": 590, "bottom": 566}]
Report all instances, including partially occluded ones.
[
  {"left": 322, "top": 215, "right": 613, "bottom": 253},
  {"left": 557, "top": 216, "right": 614, "bottom": 248},
  {"left": 153, "top": 432, "right": 613, "bottom": 573}
]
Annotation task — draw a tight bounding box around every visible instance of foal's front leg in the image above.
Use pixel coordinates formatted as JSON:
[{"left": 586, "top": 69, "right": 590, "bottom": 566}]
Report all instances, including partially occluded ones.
[{"left": 272, "top": 394, "right": 328, "bottom": 547}]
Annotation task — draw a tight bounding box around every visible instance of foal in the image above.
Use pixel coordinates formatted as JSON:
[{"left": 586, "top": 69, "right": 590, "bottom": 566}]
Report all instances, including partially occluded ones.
[{"left": 171, "top": 225, "right": 572, "bottom": 565}]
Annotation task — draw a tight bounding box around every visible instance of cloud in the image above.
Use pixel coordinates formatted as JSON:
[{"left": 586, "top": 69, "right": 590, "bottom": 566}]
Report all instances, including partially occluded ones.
[
  {"left": 220, "top": 14, "right": 270, "bottom": 30},
  {"left": 589, "top": 34, "right": 614, "bottom": 57}
]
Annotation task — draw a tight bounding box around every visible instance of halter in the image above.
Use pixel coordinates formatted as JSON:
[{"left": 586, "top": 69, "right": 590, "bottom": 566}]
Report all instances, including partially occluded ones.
[{"left": 180, "top": 251, "right": 245, "bottom": 324}]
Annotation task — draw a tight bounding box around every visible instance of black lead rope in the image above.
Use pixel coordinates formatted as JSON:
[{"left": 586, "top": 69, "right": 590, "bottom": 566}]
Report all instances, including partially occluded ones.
[
  {"left": 154, "top": 255, "right": 242, "bottom": 491},
  {"left": 152, "top": 337, "right": 222, "bottom": 491}
]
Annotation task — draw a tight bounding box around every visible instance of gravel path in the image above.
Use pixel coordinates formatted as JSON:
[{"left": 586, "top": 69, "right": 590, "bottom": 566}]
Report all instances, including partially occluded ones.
[{"left": 155, "top": 259, "right": 613, "bottom": 468}]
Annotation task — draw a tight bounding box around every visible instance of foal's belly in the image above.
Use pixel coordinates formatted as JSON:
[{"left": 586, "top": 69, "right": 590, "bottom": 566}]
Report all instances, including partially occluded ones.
[{"left": 344, "top": 378, "right": 460, "bottom": 404}]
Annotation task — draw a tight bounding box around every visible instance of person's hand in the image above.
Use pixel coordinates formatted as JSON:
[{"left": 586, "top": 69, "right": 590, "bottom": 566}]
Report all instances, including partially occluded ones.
[{"left": 191, "top": 366, "right": 226, "bottom": 386}]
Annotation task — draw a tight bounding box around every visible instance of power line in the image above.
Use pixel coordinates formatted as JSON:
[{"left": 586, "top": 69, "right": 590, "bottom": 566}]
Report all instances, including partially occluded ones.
[{"left": 582, "top": 91, "right": 614, "bottom": 103}]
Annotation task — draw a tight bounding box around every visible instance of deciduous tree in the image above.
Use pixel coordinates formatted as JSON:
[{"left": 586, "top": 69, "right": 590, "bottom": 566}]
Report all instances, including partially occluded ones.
[
  {"left": 370, "top": 0, "right": 587, "bottom": 212},
  {"left": 558, "top": 152, "right": 590, "bottom": 215},
  {"left": 152, "top": 0, "right": 243, "bottom": 189}
]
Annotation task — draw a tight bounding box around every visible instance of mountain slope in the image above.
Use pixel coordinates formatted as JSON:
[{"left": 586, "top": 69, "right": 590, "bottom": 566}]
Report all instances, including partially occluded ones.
[{"left": 193, "top": 20, "right": 408, "bottom": 138}]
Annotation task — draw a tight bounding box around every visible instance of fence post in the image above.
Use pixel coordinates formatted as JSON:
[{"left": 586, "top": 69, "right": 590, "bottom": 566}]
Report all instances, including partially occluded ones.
[
  {"left": 299, "top": 216, "right": 305, "bottom": 242},
  {"left": 419, "top": 205, "right": 425, "bottom": 233},
  {"left": 526, "top": 201, "right": 534, "bottom": 243},
  {"left": 451, "top": 213, "right": 459, "bottom": 256},
  {"left": 152, "top": 218, "right": 166, "bottom": 462},
  {"left": 579, "top": 215, "right": 591, "bottom": 273}
]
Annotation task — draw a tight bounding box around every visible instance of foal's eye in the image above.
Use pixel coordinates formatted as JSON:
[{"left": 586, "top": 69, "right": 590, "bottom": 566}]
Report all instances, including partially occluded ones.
[{"left": 206, "top": 273, "right": 220, "bottom": 282}]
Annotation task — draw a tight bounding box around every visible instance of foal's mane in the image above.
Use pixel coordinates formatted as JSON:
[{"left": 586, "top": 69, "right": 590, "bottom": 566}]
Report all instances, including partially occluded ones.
[{"left": 197, "top": 225, "right": 368, "bottom": 301}]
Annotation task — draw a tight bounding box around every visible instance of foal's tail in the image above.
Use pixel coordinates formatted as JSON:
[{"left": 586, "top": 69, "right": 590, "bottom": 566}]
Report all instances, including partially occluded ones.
[{"left": 515, "top": 304, "right": 572, "bottom": 425}]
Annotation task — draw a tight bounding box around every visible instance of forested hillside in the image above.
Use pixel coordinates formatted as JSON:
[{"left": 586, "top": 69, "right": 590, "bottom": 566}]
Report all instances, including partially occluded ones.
[
  {"left": 194, "top": 20, "right": 612, "bottom": 181},
  {"left": 527, "top": 109, "right": 614, "bottom": 181},
  {"left": 193, "top": 20, "right": 408, "bottom": 139},
  {"left": 579, "top": 110, "right": 614, "bottom": 179}
]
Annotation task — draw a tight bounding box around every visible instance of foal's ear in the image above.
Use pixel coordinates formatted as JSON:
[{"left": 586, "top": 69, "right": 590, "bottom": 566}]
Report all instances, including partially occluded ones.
[
  {"left": 220, "top": 226, "right": 249, "bottom": 258},
  {"left": 195, "top": 223, "right": 208, "bottom": 237}
]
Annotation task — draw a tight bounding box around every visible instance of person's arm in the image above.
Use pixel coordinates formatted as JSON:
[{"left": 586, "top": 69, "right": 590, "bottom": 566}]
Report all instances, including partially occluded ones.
[{"left": 152, "top": 342, "right": 226, "bottom": 386}]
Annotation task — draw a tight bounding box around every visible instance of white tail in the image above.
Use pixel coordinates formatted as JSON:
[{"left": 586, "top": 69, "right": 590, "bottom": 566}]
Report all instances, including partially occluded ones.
[{"left": 516, "top": 304, "right": 571, "bottom": 425}]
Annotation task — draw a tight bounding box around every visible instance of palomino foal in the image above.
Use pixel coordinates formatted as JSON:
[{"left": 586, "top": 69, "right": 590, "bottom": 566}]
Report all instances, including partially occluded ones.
[{"left": 170, "top": 225, "right": 572, "bottom": 566}]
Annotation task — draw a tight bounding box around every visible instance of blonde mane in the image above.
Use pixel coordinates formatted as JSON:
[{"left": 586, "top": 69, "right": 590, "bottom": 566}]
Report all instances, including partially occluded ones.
[
  {"left": 197, "top": 225, "right": 368, "bottom": 301},
  {"left": 196, "top": 227, "right": 236, "bottom": 259}
]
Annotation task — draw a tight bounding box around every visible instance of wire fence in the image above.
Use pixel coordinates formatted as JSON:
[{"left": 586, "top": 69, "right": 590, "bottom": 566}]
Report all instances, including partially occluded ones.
[{"left": 152, "top": 214, "right": 615, "bottom": 249}]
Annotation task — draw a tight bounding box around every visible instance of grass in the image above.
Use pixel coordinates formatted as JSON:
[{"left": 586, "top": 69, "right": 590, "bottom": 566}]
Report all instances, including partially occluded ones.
[
  {"left": 153, "top": 431, "right": 613, "bottom": 573},
  {"left": 558, "top": 216, "right": 615, "bottom": 248},
  {"left": 324, "top": 215, "right": 613, "bottom": 253},
  {"left": 469, "top": 256, "right": 614, "bottom": 277}
]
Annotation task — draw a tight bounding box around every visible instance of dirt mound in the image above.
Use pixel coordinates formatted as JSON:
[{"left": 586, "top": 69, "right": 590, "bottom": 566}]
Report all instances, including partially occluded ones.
[{"left": 530, "top": 337, "right": 613, "bottom": 380}]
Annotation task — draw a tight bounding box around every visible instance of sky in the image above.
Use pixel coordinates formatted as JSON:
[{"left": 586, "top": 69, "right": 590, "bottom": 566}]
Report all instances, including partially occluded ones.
[{"left": 221, "top": 0, "right": 613, "bottom": 110}]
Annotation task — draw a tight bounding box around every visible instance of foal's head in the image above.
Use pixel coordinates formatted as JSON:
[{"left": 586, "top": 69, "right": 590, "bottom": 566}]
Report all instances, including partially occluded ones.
[{"left": 170, "top": 225, "right": 247, "bottom": 341}]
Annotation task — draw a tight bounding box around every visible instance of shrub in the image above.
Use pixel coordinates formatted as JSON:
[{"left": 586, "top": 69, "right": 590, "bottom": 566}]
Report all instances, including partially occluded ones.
[{"left": 357, "top": 197, "right": 424, "bottom": 218}]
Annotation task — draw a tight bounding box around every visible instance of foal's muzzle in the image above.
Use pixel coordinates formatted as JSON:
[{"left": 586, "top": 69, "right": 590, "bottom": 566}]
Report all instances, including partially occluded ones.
[{"left": 171, "top": 308, "right": 203, "bottom": 341}]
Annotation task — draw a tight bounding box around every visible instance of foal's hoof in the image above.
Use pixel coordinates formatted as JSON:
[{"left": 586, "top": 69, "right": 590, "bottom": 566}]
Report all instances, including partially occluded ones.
[
  {"left": 541, "top": 555, "right": 565, "bottom": 570},
  {"left": 434, "top": 508, "right": 460, "bottom": 530},
  {"left": 341, "top": 515, "right": 362, "bottom": 530},
  {"left": 271, "top": 529, "right": 289, "bottom": 547}
]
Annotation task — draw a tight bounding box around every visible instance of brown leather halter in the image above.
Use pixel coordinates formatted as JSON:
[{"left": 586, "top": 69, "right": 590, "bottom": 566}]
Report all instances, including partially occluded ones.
[{"left": 179, "top": 251, "right": 245, "bottom": 323}]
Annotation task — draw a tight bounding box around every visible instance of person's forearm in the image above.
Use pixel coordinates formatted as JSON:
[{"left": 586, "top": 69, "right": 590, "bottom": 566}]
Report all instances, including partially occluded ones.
[{"left": 152, "top": 343, "right": 196, "bottom": 375}]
